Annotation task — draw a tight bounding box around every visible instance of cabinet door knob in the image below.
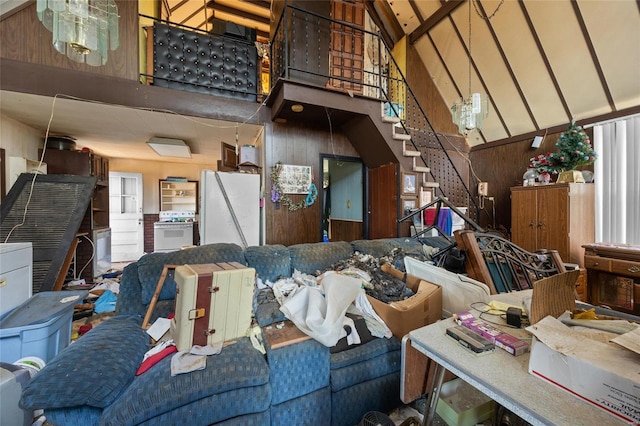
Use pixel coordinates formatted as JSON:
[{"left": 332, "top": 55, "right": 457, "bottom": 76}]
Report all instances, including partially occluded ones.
[
  {"left": 529, "top": 221, "right": 535, "bottom": 228},
  {"left": 537, "top": 221, "right": 543, "bottom": 228},
  {"left": 628, "top": 266, "right": 640, "bottom": 273}
]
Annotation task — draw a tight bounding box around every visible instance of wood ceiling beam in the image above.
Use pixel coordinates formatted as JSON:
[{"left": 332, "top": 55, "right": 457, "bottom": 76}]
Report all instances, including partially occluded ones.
[
  {"left": 447, "top": 5, "right": 505, "bottom": 142},
  {"left": 242, "top": 0, "right": 271, "bottom": 12},
  {"left": 475, "top": 0, "right": 538, "bottom": 132},
  {"left": 519, "top": 1, "right": 572, "bottom": 122},
  {"left": 408, "top": 0, "right": 424, "bottom": 24},
  {"left": 369, "top": 0, "right": 404, "bottom": 45},
  {"left": 408, "top": 0, "right": 464, "bottom": 45},
  {"left": 364, "top": 1, "right": 396, "bottom": 48},
  {"left": 571, "top": 0, "right": 615, "bottom": 111},
  {"left": 472, "top": 105, "right": 640, "bottom": 151},
  {"left": 207, "top": 2, "right": 270, "bottom": 26}
]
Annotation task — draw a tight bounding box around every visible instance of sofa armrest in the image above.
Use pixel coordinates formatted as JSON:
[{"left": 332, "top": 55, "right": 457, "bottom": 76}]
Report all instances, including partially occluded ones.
[{"left": 115, "top": 262, "right": 145, "bottom": 317}]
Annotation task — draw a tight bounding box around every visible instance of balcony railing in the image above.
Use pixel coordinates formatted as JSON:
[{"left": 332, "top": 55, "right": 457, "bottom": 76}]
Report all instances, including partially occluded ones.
[
  {"left": 139, "top": 14, "right": 261, "bottom": 102},
  {"left": 271, "top": 5, "right": 480, "bottom": 221}
]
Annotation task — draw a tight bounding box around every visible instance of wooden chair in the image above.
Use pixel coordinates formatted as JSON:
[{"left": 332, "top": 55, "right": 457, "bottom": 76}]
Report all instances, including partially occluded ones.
[{"left": 454, "top": 229, "right": 566, "bottom": 295}]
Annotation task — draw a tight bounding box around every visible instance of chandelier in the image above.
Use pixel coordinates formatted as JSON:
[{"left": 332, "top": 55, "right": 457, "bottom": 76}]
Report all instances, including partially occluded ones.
[
  {"left": 36, "top": 0, "right": 119, "bottom": 66},
  {"left": 451, "top": 0, "right": 489, "bottom": 135}
]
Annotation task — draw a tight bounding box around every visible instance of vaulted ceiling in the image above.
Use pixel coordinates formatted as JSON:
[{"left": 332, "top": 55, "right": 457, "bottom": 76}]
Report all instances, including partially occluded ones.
[
  {"left": 1, "top": 0, "right": 638, "bottom": 157},
  {"left": 168, "top": 0, "right": 640, "bottom": 146}
]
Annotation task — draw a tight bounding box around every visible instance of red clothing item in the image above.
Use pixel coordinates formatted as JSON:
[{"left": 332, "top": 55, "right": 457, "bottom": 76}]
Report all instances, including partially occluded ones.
[{"left": 135, "top": 345, "right": 178, "bottom": 376}]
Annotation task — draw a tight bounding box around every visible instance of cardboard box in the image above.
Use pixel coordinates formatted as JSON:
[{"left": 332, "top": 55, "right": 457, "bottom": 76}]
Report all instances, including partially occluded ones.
[
  {"left": 367, "top": 265, "right": 442, "bottom": 339},
  {"left": 527, "top": 316, "right": 640, "bottom": 424}
]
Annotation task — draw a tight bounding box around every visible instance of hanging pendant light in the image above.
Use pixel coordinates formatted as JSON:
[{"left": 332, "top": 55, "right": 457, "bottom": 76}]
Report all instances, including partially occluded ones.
[
  {"left": 451, "top": 0, "right": 489, "bottom": 135},
  {"left": 36, "top": 0, "right": 120, "bottom": 66}
]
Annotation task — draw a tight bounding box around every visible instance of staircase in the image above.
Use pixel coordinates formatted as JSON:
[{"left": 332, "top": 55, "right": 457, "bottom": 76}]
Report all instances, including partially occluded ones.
[
  {"left": 382, "top": 104, "right": 440, "bottom": 197},
  {"left": 269, "top": 5, "right": 481, "bottom": 223}
]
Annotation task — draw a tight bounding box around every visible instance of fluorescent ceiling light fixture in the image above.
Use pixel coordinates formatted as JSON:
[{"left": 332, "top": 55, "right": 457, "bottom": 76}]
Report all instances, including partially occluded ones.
[{"left": 147, "top": 138, "right": 192, "bottom": 158}]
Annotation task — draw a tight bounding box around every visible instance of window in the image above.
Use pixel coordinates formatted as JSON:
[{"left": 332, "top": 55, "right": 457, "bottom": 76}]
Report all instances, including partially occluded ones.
[{"left": 593, "top": 114, "right": 640, "bottom": 244}]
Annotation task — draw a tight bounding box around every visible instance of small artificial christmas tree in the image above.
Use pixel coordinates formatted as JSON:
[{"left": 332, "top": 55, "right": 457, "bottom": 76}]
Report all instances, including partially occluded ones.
[{"left": 547, "top": 122, "right": 597, "bottom": 172}]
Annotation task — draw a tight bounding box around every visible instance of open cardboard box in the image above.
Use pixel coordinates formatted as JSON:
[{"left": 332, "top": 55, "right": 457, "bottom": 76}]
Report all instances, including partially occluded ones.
[
  {"left": 367, "top": 264, "right": 442, "bottom": 339},
  {"left": 527, "top": 316, "right": 640, "bottom": 424}
]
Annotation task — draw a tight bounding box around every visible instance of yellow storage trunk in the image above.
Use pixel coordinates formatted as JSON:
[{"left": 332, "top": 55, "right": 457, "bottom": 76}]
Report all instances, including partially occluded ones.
[{"left": 171, "top": 263, "right": 255, "bottom": 351}]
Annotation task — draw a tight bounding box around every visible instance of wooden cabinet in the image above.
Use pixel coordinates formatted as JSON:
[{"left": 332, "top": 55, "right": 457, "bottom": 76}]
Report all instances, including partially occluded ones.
[
  {"left": 42, "top": 149, "right": 109, "bottom": 282},
  {"left": 511, "top": 183, "right": 594, "bottom": 267},
  {"left": 583, "top": 243, "right": 640, "bottom": 315},
  {"left": 160, "top": 180, "right": 198, "bottom": 212}
]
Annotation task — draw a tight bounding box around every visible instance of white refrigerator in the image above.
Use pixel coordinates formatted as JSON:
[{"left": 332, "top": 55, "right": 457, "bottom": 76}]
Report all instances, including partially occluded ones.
[{"left": 200, "top": 171, "right": 261, "bottom": 247}]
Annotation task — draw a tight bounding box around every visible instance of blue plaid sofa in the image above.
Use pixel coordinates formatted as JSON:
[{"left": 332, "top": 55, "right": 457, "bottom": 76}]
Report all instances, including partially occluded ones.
[{"left": 20, "top": 238, "right": 447, "bottom": 426}]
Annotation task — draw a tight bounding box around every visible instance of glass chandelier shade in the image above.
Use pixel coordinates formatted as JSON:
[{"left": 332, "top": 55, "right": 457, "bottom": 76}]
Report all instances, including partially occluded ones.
[
  {"left": 36, "top": 0, "right": 119, "bottom": 66},
  {"left": 451, "top": 93, "right": 489, "bottom": 135}
]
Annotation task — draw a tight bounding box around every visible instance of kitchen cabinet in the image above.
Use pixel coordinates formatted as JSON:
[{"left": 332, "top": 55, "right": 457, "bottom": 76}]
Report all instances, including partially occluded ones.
[
  {"left": 42, "top": 149, "right": 110, "bottom": 282},
  {"left": 583, "top": 243, "right": 640, "bottom": 315},
  {"left": 159, "top": 180, "right": 198, "bottom": 212},
  {"left": 511, "top": 183, "right": 594, "bottom": 267}
]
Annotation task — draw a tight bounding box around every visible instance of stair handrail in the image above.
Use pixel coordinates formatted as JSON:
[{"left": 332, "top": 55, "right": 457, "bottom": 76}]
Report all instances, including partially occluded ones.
[{"left": 271, "top": 5, "right": 481, "bottom": 221}]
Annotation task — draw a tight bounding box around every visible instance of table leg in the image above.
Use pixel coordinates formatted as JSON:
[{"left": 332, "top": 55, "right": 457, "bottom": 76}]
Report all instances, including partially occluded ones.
[{"left": 423, "top": 361, "right": 446, "bottom": 426}]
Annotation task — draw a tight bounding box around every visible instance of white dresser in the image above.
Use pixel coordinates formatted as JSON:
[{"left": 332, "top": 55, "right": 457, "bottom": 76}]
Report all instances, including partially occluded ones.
[{"left": 0, "top": 243, "right": 33, "bottom": 317}]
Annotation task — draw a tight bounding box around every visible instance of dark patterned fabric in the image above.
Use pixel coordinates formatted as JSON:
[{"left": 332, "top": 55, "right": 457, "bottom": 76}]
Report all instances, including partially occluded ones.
[
  {"left": 216, "top": 410, "right": 270, "bottom": 426},
  {"left": 288, "top": 241, "right": 354, "bottom": 274},
  {"left": 331, "top": 373, "right": 401, "bottom": 426},
  {"left": 137, "top": 243, "right": 246, "bottom": 305},
  {"left": 44, "top": 405, "right": 102, "bottom": 426},
  {"left": 265, "top": 338, "right": 330, "bottom": 405},
  {"left": 270, "top": 386, "right": 331, "bottom": 426},
  {"left": 153, "top": 22, "right": 258, "bottom": 102},
  {"left": 131, "top": 386, "right": 270, "bottom": 426},
  {"left": 101, "top": 337, "right": 269, "bottom": 426},
  {"left": 115, "top": 262, "right": 142, "bottom": 316},
  {"left": 254, "top": 289, "right": 286, "bottom": 327},
  {"left": 330, "top": 349, "right": 401, "bottom": 392},
  {"left": 20, "top": 316, "right": 148, "bottom": 410},
  {"left": 330, "top": 337, "right": 401, "bottom": 370},
  {"left": 350, "top": 238, "right": 423, "bottom": 258},
  {"left": 244, "top": 244, "right": 291, "bottom": 282}
]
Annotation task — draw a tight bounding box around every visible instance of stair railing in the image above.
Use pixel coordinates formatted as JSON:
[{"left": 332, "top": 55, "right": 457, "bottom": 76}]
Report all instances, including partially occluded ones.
[{"left": 270, "top": 5, "right": 481, "bottom": 222}]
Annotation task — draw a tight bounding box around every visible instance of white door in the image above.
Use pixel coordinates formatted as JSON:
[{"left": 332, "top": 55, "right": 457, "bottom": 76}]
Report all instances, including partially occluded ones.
[{"left": 109, "top": 172, "right": 144, "bottom": 262}]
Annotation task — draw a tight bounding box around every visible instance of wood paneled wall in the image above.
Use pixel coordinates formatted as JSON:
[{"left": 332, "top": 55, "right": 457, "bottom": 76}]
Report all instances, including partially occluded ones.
[
  {"left": 264, "top": 120, "right": 359, "bottom": 246},
  {"left": 469, "top": 131, "right": 567, "bottom": 235},
  {"left": 406, "top": 43, "right": 462, "bottom": 141},
  {"left": 0, "top": 0, "right": 139, "bottom": 81}
]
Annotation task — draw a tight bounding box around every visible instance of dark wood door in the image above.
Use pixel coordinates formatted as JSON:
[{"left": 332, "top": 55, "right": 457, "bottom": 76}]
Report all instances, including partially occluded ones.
[
  {"left": 369, "top": 163, "right": 397, "bottom": 239},
  {"left": 511, "top": 187, "right": 538, "bottom": 253},
  {"left": 329, "top": 0, "right": 365, "bottom": 93}
]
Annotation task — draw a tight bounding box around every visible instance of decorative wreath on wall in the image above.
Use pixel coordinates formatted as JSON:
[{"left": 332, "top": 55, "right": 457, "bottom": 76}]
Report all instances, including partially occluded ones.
[{"left": 270, "top": 162, "right": 318, "bottom": 211}]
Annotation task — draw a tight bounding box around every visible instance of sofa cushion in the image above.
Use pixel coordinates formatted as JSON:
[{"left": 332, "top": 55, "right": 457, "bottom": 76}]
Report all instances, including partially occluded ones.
[
  {"left": 288, "top": 241, "right": 353, "bottom": 274},
  {"left": 244, "top": 244, "right": 291, "bottom": 282},
  {"left": 100, "top": 337, "right": 269, "bottom": 426},
  {"left": 43, "top": 406, "right": 103, "bottom": 426},
  {"left": 330, "top": 345, "right": 401, "bottom": 392},
  {"left": 20, "top": 316, "right": 149, "bottom": 410},
  {"left": 137, "top": 243, "right": 246, "bottom": 305},
  {"left": 330, "top": 337, "right": 401, "bottom": 370},
  {"left": 265, "top": 338, "right": 330, "bottom": 405}
]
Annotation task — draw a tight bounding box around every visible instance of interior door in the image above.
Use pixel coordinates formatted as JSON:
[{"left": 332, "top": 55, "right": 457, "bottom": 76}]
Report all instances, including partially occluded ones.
[
  {"left": 322, "top": 156, "right": 364, "bottom": 242},
  {"left": 109, "top": 172, "right": 144, "bottom": 262},
  {"left": 537, "top": 186, "right": 569, "bottom": 259},
  {"left": 368, "top": 163, "right": 397, "bottom": 239},
  {"left": 511, "top": 188, "right": 538, "bottom": 252}
]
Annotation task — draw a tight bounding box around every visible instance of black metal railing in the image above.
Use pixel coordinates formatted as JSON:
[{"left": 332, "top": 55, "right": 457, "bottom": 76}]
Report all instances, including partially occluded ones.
[{"left": 271, "top": 5, "right": 480, "bottom": 222}]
